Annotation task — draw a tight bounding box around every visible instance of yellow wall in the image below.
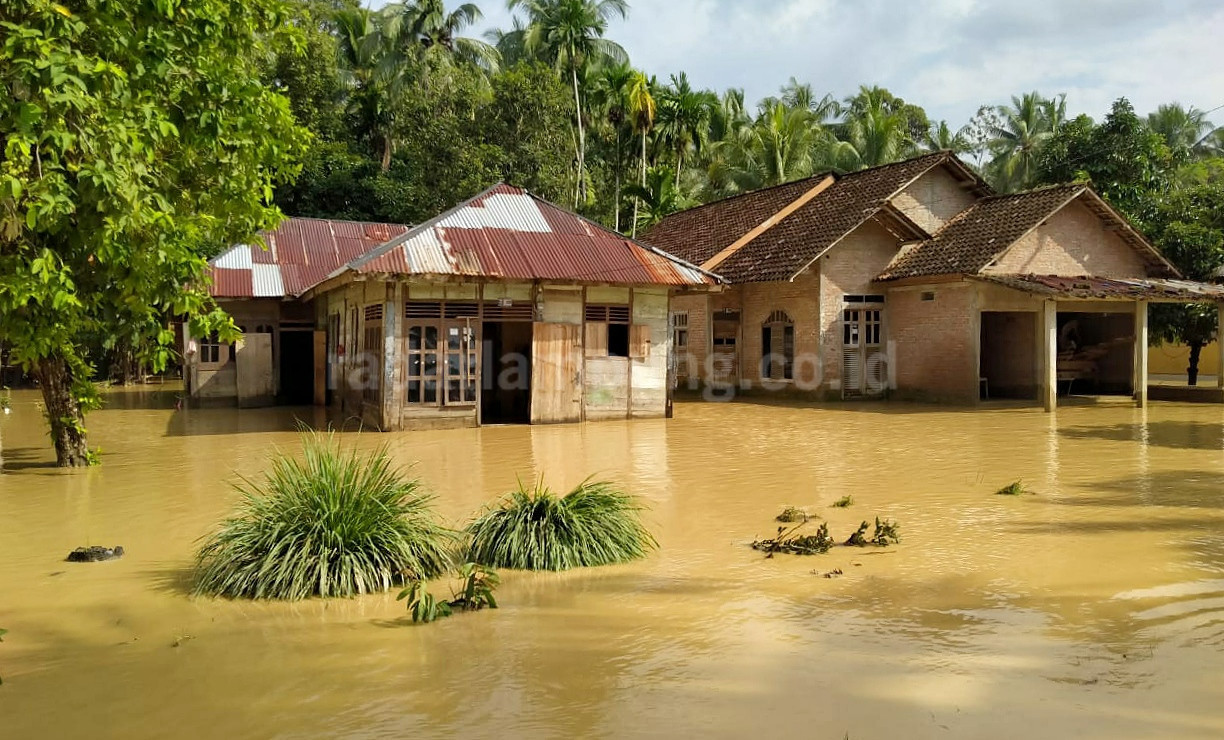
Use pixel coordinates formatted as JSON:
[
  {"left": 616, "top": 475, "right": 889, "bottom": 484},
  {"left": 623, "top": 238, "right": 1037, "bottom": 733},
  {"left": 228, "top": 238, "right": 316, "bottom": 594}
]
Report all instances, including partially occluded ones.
[{"left": 1149, "top": 341, "right": 1220, "bottom": 375}]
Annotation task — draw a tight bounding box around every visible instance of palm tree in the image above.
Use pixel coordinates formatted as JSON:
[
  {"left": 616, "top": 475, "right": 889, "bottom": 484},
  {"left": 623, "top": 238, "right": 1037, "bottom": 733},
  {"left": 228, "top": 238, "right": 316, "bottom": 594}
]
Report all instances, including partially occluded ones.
[
  {"left": 837, "top": 92, "right": 912, "bottom": 169},
  {"left": 987, "top": 91, "right": 1062, "bottom": 191},
  {"left": 626, "top": 70, "right": 656, "bottom": 237},
  {"left": 591, "top": 61, "right": 635, "bottom": 230},
  {"left": 924, "top": 120, "right": 970, "bottom": 154},
  {"left": 381, "top": 0, "right": 500, "bottom": 73},
  {"left": 714, "top": 101, "right": 822, "bottom": 192},
  {"left": 656, "top": 72, "right": 716, "bottom": 188},
  {"left": 624, "top": 166, "right": 690, "bottom": 230},
  {"left": 509, "top": 0, "right": 630, "bottom": 207},
  {"left": 1147, "top": 103, "right": 1218, "bottom": 161},
  {"left": 334, "top": 6, "right": 407, "bottom": 172},
  {"left": 485, "top": 16, "right": 530, "bottom": 65},
  {"left": 778, "top": 77, "right": 840, "bottom": 124}
]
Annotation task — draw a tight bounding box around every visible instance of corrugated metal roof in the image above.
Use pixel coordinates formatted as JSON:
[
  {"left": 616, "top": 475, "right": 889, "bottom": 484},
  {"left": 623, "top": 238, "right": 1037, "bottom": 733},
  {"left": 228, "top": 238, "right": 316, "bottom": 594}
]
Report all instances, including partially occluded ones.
[
  {"left": 976, "top": 274, "right": 1224, "bottom": 301},
  {"left": 347, "top": 184, "right": 716, "bottom": 287},
  {"left": 207, "top": 217, "right": 410, "bottom": 299}
]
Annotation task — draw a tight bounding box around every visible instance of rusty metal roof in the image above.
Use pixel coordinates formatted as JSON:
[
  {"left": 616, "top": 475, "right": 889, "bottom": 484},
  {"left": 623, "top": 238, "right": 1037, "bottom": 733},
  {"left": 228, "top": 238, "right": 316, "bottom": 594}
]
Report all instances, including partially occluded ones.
[
  {"left": 975, "top": 274, "right": 1224, "bottom": 301},
  {"left": 346, "top": 184, "right": 717, "bottom": 286},
  {"left": 208, "top": 217, "right": 410, "bottom": 299}
]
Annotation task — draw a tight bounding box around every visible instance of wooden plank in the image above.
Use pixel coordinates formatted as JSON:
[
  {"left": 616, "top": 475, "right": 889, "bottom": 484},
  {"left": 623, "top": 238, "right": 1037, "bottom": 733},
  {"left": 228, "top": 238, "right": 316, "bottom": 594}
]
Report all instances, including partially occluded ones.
[
  {"left": 585, "top": 322, "right": 608, "bottom": 357},
  {"left": 531, "top": 322, "right": 582, "bottom": 423},
  {"left": 235, "top": 333, "right": 274, "bottom": 408},
  {"left": 313, "top": 330, "right": 327, "bottom": 406},
  {"left": 629, "top": 324, "right": 651, "bottom": 359},
  {"left": 700, "top": 175, "right": 835, "bottom": 271}
]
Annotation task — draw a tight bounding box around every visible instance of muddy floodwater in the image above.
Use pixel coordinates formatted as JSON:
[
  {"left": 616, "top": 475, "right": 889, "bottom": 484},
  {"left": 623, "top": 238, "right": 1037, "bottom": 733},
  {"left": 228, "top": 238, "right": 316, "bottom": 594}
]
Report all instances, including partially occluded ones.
[{"left": 2, "top": 387, "right": 1224, "bottom": 739}]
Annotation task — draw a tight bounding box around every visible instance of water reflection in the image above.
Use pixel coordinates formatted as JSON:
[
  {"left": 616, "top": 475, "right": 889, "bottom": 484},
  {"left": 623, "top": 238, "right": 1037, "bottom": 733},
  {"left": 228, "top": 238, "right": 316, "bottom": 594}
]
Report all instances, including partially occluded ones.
[{"left": 1, "top": 388, "right": 1224, "bottom": 738}]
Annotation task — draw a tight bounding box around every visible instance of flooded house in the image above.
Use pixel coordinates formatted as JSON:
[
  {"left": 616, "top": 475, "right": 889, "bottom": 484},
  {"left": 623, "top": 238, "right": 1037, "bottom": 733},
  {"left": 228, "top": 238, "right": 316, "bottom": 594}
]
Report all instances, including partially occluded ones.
[
  {"left": 187, "top": 184, "right": 718, "bottom": 429},
  {"left": 642, "top": 151, "right": 1224, "bottom": 410}
]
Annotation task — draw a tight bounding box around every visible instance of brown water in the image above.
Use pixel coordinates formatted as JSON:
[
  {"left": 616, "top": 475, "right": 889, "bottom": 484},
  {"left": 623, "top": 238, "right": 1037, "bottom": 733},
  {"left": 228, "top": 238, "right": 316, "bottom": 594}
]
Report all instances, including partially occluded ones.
[{"left": 2, "top": 387, "right": 1224, "bottom": 739}]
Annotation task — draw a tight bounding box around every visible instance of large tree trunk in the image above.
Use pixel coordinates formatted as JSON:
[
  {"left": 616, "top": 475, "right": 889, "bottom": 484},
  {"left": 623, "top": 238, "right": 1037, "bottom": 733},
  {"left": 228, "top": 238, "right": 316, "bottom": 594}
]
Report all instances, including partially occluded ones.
[
  {"left": 1187, "top": 341, "right": 1203, "bottom": 386},
  {"left": 380, "top": 135, "right": 392, "bottom": 173},
  {"left": 33, "top": 355, "right": 90, "bottom": 467},
  {"left": 571, "top": 65, "right": 585, "bottom": 209}
]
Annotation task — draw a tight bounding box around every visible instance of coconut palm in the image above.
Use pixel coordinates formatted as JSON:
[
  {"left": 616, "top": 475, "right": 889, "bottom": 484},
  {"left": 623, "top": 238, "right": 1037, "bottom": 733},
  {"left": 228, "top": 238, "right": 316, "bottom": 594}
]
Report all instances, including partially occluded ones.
[
  {"left": 591, "top": 61, "right": 636, "bottom": 230},
  {"left": 1147, "top": 103, "right": 1218, "bottom": 161},
  {"left": 656, "top": 72, "right": 717, "bottom": 188},
  {"left": 509, "top": 0, "right": 630, "bottom": 207},
  {"left": 625, "top": 166, "right": 691, "bottom": 230},
  {"left": 713, "top": 101, "right": 823, "bottom": 192},
  {"left": 924, "top": 120, "right": 971, "bottom": 154},
  {"left": 836, "top": 92, "right": 913, "bottom": 170},
  {"left": 987, "top": 91, "right": 1063, "bottom": 191},
  {"left": 380, "top": 0, "right": 500, "bottom": 73},
  {"left": 335, "top": 6, "right": 408, "bottom": 172},
  {"left": 626, "top": 70, "right": 656, "bottom": 236},
  {"left": 778, "top": 77, "right": 840, "bottom": 124}
]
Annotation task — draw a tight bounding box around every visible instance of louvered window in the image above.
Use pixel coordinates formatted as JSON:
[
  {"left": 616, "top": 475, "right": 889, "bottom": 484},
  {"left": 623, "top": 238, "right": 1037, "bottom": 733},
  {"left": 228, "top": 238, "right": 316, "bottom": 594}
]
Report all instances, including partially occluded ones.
[
  {"left": 585, "top": 303, "right": 631, "bottom": 358},
  {"left": 364, "top": 304, "right": 384, "bottom": 321},
  {"left": 482, "top": 301, "right": 534, "bottom": 321},
  {"left": 362, "top": 305, "right": 383, "bottom": 404},
  {"left": 405, "top": 301, "right": 443, "bottom": 319},
  {"left": 761, "top": 310, "right": 794, "bottom": 381}
]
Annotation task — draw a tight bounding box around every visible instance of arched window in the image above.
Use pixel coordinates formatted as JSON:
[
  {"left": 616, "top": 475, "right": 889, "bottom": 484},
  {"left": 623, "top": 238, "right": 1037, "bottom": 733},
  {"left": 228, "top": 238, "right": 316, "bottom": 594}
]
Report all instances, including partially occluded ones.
[{"left": 761, "top": 310, "right": 794, "bottom": 381}]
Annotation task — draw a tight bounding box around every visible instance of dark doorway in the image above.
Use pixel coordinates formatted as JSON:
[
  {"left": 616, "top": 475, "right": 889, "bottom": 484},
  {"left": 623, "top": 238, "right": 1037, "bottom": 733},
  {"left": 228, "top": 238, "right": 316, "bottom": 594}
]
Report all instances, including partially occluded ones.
[
  {"left": 279, "top": 329, "right": 315, "bottom": 405},
  {"left": 481, "top": 321, "right": 532, "bottom": 424},
  {"left": 980, "top": 311, "right": 1037, "bottom": 400},
  {"left": 1056, "top": 312, "right": 1134, "bottom": 396}
]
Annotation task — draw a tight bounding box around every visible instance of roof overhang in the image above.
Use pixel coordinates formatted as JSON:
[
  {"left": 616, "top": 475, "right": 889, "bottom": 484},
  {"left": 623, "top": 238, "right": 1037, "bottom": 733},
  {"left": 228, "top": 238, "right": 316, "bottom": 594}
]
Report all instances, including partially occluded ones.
[{"left": 974, "top": 274, "right": 1224, "bottom": 302}]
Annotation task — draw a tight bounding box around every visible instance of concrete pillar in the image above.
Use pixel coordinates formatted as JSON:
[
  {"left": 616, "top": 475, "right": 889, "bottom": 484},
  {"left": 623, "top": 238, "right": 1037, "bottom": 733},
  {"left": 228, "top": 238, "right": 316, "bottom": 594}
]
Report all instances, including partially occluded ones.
[
  {"left": 1217, "top": 304, "right": 1224, "bottom": 391},
  {"left": 1134, "top": 300, "right": 1148, "bottom": 408},
  {"left": 1042, "top": 299, "right": 1057, "bottom": 412}
]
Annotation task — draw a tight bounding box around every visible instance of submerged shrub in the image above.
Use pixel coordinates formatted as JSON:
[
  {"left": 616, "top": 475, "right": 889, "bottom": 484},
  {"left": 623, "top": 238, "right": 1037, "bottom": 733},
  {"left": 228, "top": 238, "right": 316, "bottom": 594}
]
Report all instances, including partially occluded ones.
[
  {"left": 776, "top": 506, "right": 809, "bottom": 523},
  {"left": 996, "top": 480, "right": 1031, "bottom": 496},
  {"left": 193, "top": 431, "right": 456, "bottom": 600},
  {"left": 870, "top": 517, "right": 900, "bottom": 546},
  {"left": 398, "top": 562, "right": 500, "bottom": 624},
  {"left": 831, "top": 495, "right": 854, "bottom": 508},
  {"left": 465, "top": 478, "right": 657, "bottom": 570}
]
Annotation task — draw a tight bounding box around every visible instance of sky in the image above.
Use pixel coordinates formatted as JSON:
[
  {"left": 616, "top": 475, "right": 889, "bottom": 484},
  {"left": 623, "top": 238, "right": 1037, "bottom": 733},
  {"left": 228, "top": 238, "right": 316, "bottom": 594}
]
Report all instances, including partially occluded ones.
[{"left": 374, "top": 0, "right": 1224, "bottom": 127}]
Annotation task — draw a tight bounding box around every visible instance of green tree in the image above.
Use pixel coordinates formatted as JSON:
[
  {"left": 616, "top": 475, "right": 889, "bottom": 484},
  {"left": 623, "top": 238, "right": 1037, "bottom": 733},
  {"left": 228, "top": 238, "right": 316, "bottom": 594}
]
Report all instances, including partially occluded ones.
[
  {"left": 655, "top": 72, "right": 717, "bottom": 188},
  {"left": 715, "top": 101, "right": 822, "bottom": 191},
  {"left": 624, "top": 166, "right": 690, "bottom": 230},
  {"left": 380, "top": 0, "right": 500, "bottom": 74},
  {"left": 485, "top": 62, "right": 574, "bottom": 203},
  {"left": 334, "top": 5, "right": 410, "bottom": 171},
  {"left": 508, "top": 0, "right": 629, "bottom": 207},
  {"left": 987, "top": 91, "right": 1065, "bottom": 192},
  {"left": 0, "top": 0, "right": 306, "bottom": 465},
  {"left": 626, "top": 70, "right": 655, "bottom": 236},
  {"left": 590, "top": 61, "right": 635, "bottom": 230},
  {"left": 1146, "top": 103, "right": 1218, "bottom": 163}
]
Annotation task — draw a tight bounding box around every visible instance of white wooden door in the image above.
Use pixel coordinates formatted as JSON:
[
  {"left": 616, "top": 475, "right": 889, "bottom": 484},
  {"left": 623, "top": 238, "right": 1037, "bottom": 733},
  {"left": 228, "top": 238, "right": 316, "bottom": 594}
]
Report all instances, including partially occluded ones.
[{"left": 842, "top": 307, "right": 885, "bottom": 398}]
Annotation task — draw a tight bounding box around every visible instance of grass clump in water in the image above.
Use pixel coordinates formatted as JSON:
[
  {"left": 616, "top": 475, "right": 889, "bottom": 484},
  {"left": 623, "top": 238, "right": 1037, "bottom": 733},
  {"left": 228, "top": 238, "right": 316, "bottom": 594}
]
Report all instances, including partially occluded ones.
[
  {"left": 193, "top": 431, "right": 456, "bottom": 600},
  {"left": 465, "top": 478, "right": 657, "bottom": 570},
  {"left": 831, "top": 495, "right": 854, "bottom": 508},
  {"left": 776, "top": 505, "right": 809, "bottom": 522},
  {"left": 995, "top": 480, "right": 1031, "bottom": 496}
]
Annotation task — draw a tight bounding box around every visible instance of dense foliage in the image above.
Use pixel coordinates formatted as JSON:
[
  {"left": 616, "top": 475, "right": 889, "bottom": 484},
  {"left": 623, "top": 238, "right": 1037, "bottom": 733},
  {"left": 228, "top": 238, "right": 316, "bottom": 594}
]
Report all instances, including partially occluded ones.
[
  {"left": 194, "top": 432, "right": 457, "bottom": 600},
  {"left": 465, "top": 478, "right": 656, "bottom": 570},
  {"left": 0, "top": 0, "right": 307, "bottom": 464}
]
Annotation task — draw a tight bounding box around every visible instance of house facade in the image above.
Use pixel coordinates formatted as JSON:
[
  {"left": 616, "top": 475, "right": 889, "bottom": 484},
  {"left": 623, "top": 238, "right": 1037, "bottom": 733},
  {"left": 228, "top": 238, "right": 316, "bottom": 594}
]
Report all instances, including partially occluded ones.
[
  {"left": 642, "top": 151, "right": 1224, "bottom": 410},
  {"left": 187, "top": 185, "right": 717, "bottom": 429}
]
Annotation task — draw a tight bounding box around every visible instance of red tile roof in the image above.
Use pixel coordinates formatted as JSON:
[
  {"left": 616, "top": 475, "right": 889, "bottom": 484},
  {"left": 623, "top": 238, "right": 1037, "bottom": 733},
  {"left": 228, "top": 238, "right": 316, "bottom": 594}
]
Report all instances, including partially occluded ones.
[
  {"left": 347, "top": 184, "right": 716, "bottom": 287},
  {"left": 642, "top": 151, "right": 980, "bottom": 283},
  {"left": 974, "top": 274, "right": 1224, "bottom": 301},
  {"left": 878, "top": 185, "right": 1177, "bottom": 281}
]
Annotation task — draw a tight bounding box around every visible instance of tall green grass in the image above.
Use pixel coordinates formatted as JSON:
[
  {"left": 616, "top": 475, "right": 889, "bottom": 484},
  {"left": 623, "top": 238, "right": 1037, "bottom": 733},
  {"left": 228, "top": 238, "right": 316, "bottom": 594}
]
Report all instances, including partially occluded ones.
[
  {"left": 193, "top": 431, "right": 456, "bottom": 600},
  {"left": 465, "top": 478, "right": 657, "bottom": 570}
]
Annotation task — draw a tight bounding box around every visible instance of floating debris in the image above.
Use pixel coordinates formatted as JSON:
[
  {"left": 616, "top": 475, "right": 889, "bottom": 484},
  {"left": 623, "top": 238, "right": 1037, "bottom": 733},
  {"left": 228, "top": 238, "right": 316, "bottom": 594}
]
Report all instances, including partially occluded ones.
[
  {"left": 831, "top": 495, "right": 854, "bottom": 508},
  {"left": 66, "top": 546, "right": 124, "bottom": 562},
  {"left": 818, "top": 568, "right": 844, "bottom": 579},
  {"left": 995, "top": 480, "right": 1031, "bottom": 496},
  {"left": 753, "top": 522, "right": 834, "bottom": 555},
  {"left": 775, "top": 506, "right": 810, "bottom": 523}
]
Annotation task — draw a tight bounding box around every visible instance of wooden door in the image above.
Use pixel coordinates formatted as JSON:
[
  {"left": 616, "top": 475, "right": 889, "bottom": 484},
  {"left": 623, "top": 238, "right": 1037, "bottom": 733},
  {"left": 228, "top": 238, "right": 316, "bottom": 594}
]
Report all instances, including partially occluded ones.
[
  {"left": 842, "top": 307, "right": 885, "bottom": 398},
  {"left": 531, "top": 322, "right": 582, "bottom": 423},
  {"left": 312, "top": 330, "right": 327, "bottom": 406},
  {"left": 235, "top": 333, "right": 274, "bottom": 408}
]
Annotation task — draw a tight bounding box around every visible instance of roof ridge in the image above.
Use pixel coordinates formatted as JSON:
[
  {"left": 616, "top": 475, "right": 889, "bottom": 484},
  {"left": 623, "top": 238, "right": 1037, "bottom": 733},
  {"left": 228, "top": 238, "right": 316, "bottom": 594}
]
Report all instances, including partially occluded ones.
[
  {"left": 976, "top": 182, "right": 1086, "bottom": 202},
  {"left": 836, "top": 150, "right": 951, "bottom": 180},
  {"left": 647, "top": 171, "right": 834, "bottom": 219}
]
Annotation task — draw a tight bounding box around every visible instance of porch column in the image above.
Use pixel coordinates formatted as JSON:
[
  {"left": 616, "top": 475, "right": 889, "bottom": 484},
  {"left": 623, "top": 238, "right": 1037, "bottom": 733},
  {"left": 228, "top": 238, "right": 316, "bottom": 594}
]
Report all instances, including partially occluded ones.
[
  {"left": 1217, "top": 303, "right": 1224, "bottom": 391},
  {"left": 1134, "top": 300, "right": 1148, "bottom": 408},
  {"left": 1042, "top": 299, "right": 1057, "bottom": 412}
]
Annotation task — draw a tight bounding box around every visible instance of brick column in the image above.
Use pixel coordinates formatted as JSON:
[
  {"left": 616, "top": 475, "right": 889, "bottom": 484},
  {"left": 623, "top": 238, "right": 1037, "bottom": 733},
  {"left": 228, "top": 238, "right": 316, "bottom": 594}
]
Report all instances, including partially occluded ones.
[{"left": 1042, "top": 299, "right": 1057, "bottom": 412}]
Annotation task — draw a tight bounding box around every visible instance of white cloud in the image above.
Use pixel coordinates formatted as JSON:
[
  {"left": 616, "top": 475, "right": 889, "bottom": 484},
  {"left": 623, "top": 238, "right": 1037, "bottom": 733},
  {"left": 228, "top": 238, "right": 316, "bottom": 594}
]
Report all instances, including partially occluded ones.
[{"left": 372, "top": 0, "right": 1224, "bottom": 126}]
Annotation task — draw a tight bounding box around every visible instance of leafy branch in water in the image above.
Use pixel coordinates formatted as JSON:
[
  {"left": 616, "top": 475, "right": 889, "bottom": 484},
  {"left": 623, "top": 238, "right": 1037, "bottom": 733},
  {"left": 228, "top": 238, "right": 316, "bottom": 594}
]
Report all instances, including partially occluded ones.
[
  {"left": 397, "top": 563, "right": 500, "bottom": 624},
  {"left": 995, "top": 480, "right": 1031, "bottom": 496},
  {"left": 753, "top": 521, "right": 835, "bottom": 555},
  {"left": 870, "top": 517, "right": 900, "bottom": 546},
  {"left": 831, "top": 495, "right": 854, "bottom": 508}
]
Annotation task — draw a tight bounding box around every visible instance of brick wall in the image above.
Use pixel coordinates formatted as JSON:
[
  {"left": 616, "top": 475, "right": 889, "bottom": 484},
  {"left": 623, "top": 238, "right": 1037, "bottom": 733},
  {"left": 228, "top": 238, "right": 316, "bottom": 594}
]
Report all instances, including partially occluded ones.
[
  {"left": 888, "top": 282, "right": 978, "bottom": 402},
  {"left": 988, "top": 197, "right": 1150, "bottom": 277},
  {"left": 890, "top": 166, "right": 978, "bottom": 234},
  {"left": 818, "top": 219, "right": 905, "bottom": 393},
  {"left": 740, "top": 271, "right": 820, "bottom": 387}
]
